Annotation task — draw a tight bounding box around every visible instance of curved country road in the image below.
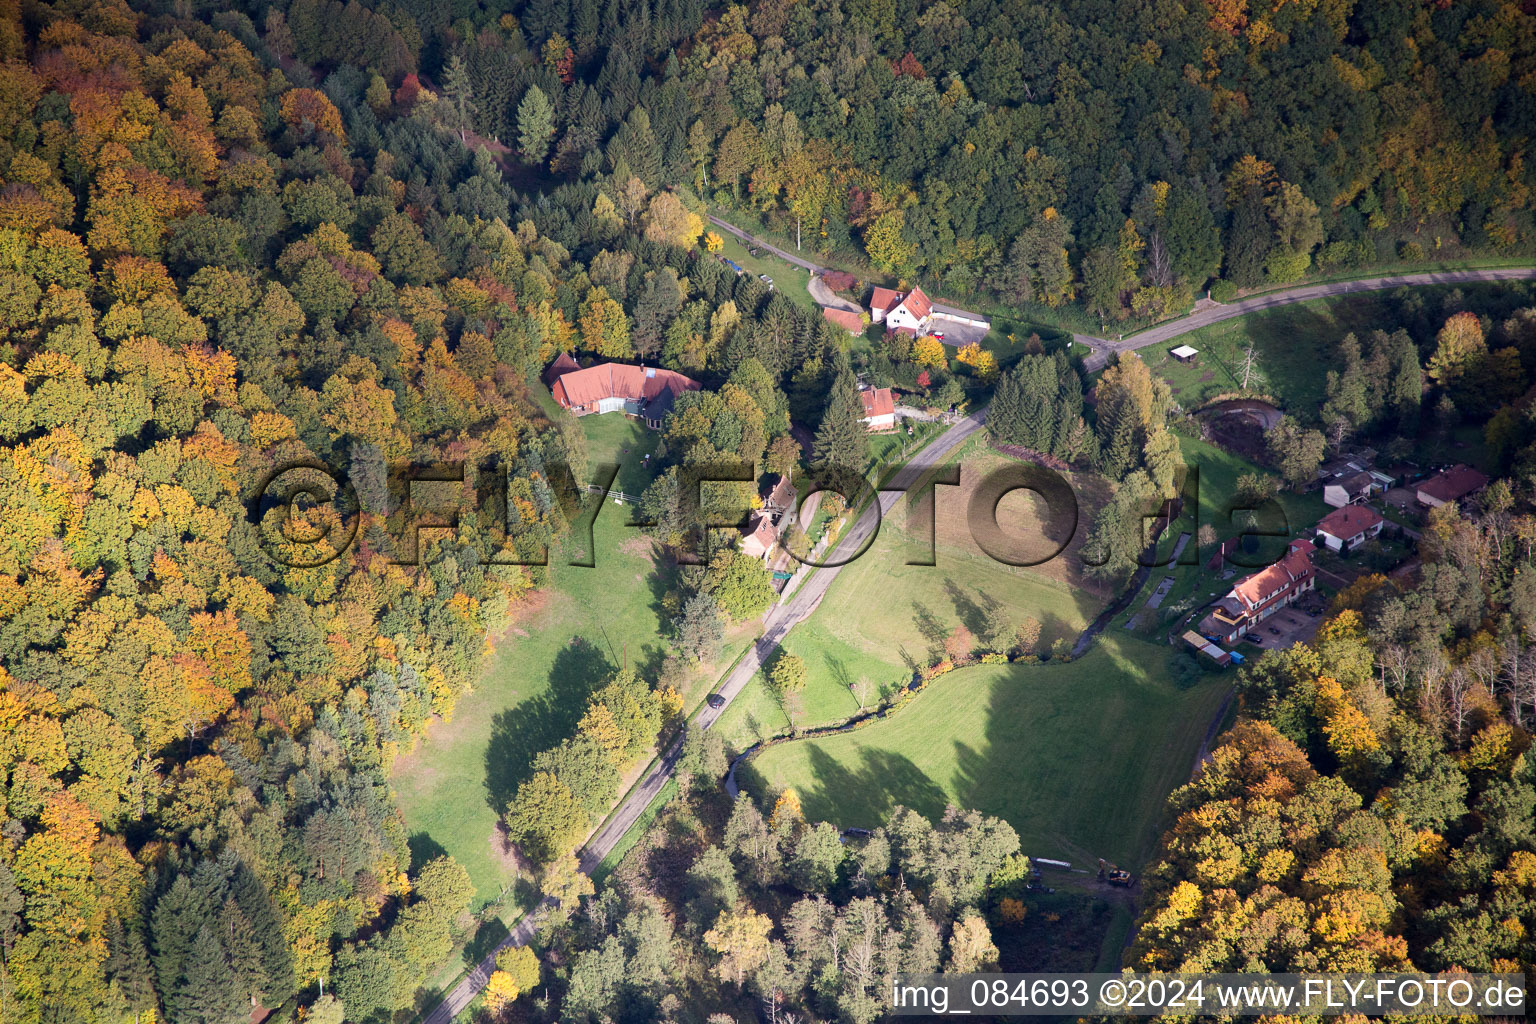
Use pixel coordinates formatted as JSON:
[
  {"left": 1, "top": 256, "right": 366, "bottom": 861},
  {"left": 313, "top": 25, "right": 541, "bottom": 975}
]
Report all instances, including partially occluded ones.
[
  {"left": 420, "top": 409, "right": 988, "bottom": 1024},
  {"left": 1079, "top": 266, "right": 1536, "bottom": 371},
  {"left": 420, "top": 256, "right": 1536, "bottom": 1024}
]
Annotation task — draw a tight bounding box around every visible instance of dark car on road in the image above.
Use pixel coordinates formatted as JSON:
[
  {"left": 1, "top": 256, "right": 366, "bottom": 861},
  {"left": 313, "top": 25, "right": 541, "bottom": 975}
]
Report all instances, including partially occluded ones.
[{"left": 706, "top": 693, "right": 726, "bottom": 709}]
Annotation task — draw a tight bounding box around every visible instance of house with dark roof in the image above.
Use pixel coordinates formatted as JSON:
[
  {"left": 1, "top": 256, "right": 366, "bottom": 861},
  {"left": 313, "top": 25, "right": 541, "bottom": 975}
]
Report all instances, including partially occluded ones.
[
  {"left": 870, "top": 286, "right": 934, "bottom": 334},
  {"left": 1315, "top": 504, "right": 1385, "bottom": 552},
  {"left": 1198, "top": 538, "right": 1316, "bottom": 645},
  {"left": 548, "top": 359, "right": 700, "bottom": 429},
  {"left": 1416, "top": 464, "right": 1489, "bottom": 508}
]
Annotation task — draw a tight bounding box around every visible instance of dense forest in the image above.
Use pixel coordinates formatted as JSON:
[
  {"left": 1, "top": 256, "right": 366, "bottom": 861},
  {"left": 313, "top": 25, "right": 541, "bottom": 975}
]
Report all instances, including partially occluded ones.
[
  {"left": 1130, "top": 507, "right": 1536, "bottom": 977},
  {"left": 403, "top": 0, "right": 1536, "bottom": 319},
  {"left": 2, "top": 0, "right": 1536, "bottom": 1021}
]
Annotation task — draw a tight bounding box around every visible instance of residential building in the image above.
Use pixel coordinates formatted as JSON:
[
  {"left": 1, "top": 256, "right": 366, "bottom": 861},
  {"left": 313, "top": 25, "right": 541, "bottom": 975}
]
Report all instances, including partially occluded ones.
[
  {"left": 1323, "top": 471, "right": 1376, "bottom": 509},
  {"left": 1198, "top": 538, "right": 1316, "bottom": 645},
  {"left": 860, "top": 386, "right": 897, "bottom": 431},
  {"left": 739, "top": 511, "right": 779, "bottom": 561},
  {"left": 548, "top": 360, "right": 700, "bottom": 429},
  {"left": 1317, "top": 454, "right": 1393, "bottom": 507},
  {"left": 1315, "top": 504, "right": 1385, "bottom": 552},
  {"left": 762, "top": 474, "right": 796, "bottom": 515},
  {"left": 870, "top": 285, "right": 934, "bottom": 334},
  {"left": 1416, "top": 464, "right": 1490, "bottom": 508}
]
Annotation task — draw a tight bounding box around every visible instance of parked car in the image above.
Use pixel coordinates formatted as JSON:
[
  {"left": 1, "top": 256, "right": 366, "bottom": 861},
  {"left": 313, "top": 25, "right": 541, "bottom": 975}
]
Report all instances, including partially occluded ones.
[
  {"left": 1268, "top": 626, "right": 1281, "bottom": 636},
  {"left": 706, "top": 693, "right": 726, "bottom": 709},
  {"left": 932, "top": 332, "right": 946, "bottom": 340}
]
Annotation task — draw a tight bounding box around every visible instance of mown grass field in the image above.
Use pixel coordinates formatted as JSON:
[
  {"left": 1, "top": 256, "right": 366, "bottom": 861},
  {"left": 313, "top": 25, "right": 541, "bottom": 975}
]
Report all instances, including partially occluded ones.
[
  {"left": 393, "top": 414, "right": 750, "bottom": 909},
  {"left": 715, "top": 445, "right": 1112, "bottom": 750},
  {"left": 744, "top": 635, "right": 1228, "bottom": 868},
  {"left": 1147, "top": 282, "right": 1536, "bottom": 415}
]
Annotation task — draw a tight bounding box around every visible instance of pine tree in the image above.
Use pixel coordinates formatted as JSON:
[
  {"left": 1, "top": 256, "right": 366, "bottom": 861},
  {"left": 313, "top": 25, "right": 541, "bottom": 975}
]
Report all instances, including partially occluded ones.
[
  {"left": 441, "top": 54, "right": 477, "bottom": 142},
  {"left": 221, "top": 897, "right": 267, "bottom": 1008},
  {"left": 183, "top": 922, "right": 245, "bottom": 1024},
  {"left": 517, "top": 85, "right": 555, "bottom": 165},
  {"left": 812, "top": 362, "right": 866, "bottom": 472}
]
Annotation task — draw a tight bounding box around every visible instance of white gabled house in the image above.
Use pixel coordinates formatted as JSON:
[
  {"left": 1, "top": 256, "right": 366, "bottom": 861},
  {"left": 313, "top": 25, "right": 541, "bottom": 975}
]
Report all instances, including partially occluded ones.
[{"left": 870, "top": 286, "right": 934, "bottom": 335}]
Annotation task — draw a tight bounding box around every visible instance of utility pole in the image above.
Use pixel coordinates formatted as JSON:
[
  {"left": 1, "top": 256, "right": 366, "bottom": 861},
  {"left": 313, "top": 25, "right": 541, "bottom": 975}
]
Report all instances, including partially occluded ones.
[{"left": 796, "top": 215, "right": 801, "bottom": 251}]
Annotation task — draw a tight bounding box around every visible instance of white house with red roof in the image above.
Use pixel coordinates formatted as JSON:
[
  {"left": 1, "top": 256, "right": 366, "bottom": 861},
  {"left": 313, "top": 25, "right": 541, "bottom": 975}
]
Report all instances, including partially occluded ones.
[
  {"left": 1315, "top": 505, "right": 1385, "bottom": 552},
  {"left": 870, "top": 286, "right": 934, "bottom": 334},
  {"left": 1198, "top": 538, "right": 1316, "bottom": 645},
  {"left": 859, "top": 386, "right": 896, "bottom": 431}
]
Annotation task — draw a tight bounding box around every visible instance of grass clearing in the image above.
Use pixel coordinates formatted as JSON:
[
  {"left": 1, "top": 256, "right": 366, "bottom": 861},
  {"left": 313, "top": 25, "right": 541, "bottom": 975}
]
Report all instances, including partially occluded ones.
[
  {"left": 713, "top": 231, "right": 818, "bottom": 315},
  {"left": 393, "top": 413, "right": 750, "bottom": 911},
  {"left": 743, "top": 634, "right": 1228, "bottom": 868},
  {"left": 1148, "top": 282, "right": 1536, "bottom": 415},
  {"left": 714, "top": 445, "right": 1112, "bottom": 751}
]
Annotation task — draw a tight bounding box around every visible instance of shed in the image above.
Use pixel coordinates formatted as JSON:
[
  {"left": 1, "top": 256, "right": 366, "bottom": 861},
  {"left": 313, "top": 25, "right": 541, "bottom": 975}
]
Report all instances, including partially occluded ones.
[
  {"left": 1181, "top": 630, "right": 1232, "bottom": 666},
  {"left": 1170, "top": 344, "right": 1199, "bottom": 363}
]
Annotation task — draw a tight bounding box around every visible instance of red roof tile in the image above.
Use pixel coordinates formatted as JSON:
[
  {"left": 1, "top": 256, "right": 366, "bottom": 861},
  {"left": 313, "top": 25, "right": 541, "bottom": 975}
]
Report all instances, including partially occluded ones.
[
  {"left": 899, "top": 285, "right": 932, "bottom": 320},
  {"left": 822, "top": 307, "right": 865, "bottom": 333},
  {"left": 551, "top": 362, "right": 700, "bottom": 409},
  {"left": 1230, "top": 538, "right": 1313, "bottom": 610},
  {"left": 860, "top": 387, "right": 895, "bottom": 419},
  {"left": 1317, "top": 504, "right": 1385, "bottom": 540},
  {"left": 870, "top": 287, "right": 902, "bottom": 312},
  {"left": 1417, "top": 464, "right": 1489, "bottom": 503}
]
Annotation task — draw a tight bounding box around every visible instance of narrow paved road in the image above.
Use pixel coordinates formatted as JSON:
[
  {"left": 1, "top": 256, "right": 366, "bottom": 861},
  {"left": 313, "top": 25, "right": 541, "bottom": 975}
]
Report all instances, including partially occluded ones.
[
  {"left": 420, "top": 408, "right": 987, "bottom": 1024},
  {"left": 1080, "top": 266, "right": 1536, "bottom": 371},
  {"left": 708, "top": 213, "right": 824, "bottom": 274}
]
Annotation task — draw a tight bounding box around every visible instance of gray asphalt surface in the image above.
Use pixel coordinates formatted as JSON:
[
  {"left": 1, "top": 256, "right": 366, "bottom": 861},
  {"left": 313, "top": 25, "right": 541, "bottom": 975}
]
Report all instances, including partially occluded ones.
[{"left": 1080, "top": 266, "right": 1536, "bottom": 371}]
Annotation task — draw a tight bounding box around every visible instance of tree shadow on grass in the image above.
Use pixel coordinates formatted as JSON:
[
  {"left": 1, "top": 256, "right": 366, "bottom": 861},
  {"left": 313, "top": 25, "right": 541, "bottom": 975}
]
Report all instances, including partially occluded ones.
[
  {"left": 943, "top": 578, "right": 991, "bottom": 638},
  {"left": 483, "top": 635, "right": 616, "bottom": 814},
  {"left": 911, "top": 601, "right": 948, "bottom": 661},
  {"left": 795, "top": 743, "right": 949, "bottom": 826},
  {"left": 406, "top": 832, "right": 449, "bottom": 873}
]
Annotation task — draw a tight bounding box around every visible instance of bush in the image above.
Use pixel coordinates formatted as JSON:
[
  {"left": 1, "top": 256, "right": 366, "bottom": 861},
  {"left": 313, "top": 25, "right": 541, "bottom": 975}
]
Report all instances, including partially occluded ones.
[
  {"left": 1399, "top": 240, "right": 1425, "bottom": 262},
  {"left": 1209, "top": 279, "right": 1238, "bottom": 302}
]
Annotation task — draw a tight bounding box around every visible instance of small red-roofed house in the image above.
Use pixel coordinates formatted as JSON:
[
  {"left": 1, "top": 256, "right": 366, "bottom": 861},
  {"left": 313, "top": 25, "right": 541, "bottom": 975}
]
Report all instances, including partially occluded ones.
[
  {"left": 870, "top": 286, "right": 934, "bottom": 334},
  {"left": 1415, "top": 464, "right": 1490, "bottom": 508},
  {"left": 859, "top": 386, "right": 896, "bottom": 431}
]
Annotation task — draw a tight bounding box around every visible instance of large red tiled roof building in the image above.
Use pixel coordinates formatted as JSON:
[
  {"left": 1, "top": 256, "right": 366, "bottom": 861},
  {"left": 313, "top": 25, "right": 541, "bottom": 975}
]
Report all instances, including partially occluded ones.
[{"left": 547, "top": 358, "right": 700, "bottom": 429}]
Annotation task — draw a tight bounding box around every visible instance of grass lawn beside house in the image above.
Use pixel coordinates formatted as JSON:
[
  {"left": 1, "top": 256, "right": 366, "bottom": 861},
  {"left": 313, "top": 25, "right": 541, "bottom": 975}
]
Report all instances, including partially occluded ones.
[{"left": 742, "top": 634, "right": 1228, "bottom": 869}]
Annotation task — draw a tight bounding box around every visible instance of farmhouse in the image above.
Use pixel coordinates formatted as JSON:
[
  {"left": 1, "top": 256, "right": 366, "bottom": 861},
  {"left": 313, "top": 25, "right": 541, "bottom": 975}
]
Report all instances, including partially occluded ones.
[
  {"left": 1315, "top": 504, "right": 1385, "bottom": 553},
  {"left": 860, "top": 386, "right": 897, "bottom": 431},
  {"left": 1198, "top": 538, "right": 1316, "bottom": 645},
  {"left": 1416, "top": 464, "right": 1489, "bottom": 508},
  {"left": 548, "top": 360, "right": 700, "bottom": 429},
  {"left": 870, "top": 285, "right": 933, "bottom": 334}
]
